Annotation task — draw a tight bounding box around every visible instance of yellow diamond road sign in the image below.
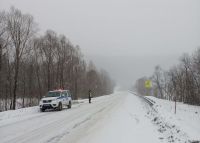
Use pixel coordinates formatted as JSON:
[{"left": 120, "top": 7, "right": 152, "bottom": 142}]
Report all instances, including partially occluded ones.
[{"left": 145, "top": 80, "right": 152, "bottom": 89}]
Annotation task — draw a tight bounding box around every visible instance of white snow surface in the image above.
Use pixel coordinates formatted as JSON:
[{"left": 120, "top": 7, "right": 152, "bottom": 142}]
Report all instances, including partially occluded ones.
[
  {"left": 146, "top": 96, "right": 200, "bottom": 142},
  {"left": 0, "top": 91, "right": 199, "bottom": 143}
]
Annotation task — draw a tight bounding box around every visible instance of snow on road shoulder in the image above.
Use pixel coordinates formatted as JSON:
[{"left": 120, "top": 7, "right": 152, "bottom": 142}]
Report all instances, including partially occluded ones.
[
  {"left": 0, "top": 93, "right": 121, "bottom": 143},
  {"left": 0, "top": 98, "right": 89, "bottom": 128},
  {"left": 2, "top": 91, "right": 199, "bottom": 143},
  {"left": 145, "top": 96, "right": 200, "bottom": 142},
  {"left": 77, "top": 92, "right": 161, "bottom": 143},
  {"left": 0, "top": 106, "right": 40, "bottom": 127}
]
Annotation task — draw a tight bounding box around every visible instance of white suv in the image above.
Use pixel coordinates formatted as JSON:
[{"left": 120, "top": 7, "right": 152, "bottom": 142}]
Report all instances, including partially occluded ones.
[{"left": 39, "top": 90, "right": 72, "bottom": 112}]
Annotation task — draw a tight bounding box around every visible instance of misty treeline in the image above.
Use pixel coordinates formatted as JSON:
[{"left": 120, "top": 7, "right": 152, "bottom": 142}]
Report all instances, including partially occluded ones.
[
  {"left": 0, "top": 7, "right": 115, "bottom": 111},
  {"left": 134, "top": 48, "right": 200, "bottom": 106}
]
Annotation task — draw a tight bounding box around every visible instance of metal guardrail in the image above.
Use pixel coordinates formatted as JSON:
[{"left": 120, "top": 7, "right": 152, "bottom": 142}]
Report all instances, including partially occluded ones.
[
  {"left": 128, "top": 90, "right": 155, "bottom": 106},
  {"left": 142, "top": 96, "right": 155, "bottom": 106}
]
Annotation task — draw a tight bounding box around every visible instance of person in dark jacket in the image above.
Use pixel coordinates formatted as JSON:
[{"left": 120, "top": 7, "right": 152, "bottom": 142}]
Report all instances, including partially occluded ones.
[{"left": 88, "top": 89, "right": 92, "bottom": 103}]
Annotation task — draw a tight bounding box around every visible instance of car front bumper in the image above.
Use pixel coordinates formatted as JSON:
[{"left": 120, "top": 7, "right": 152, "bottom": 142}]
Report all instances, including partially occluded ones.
[{"left": 40, "top": 102, "right": 59, "bottom": 109}]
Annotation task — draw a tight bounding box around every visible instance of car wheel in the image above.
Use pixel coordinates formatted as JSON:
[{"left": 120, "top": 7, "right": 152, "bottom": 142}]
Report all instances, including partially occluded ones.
[
  {"left": 58, "top": 102, "right": 62, "bottom": 111},
  {"left": 68, "top": 101, "right": 72, "bottom": 109}
]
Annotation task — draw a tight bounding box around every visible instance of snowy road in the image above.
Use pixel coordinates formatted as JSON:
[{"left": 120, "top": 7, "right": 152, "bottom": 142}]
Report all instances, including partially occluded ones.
[{"left": 0, "top": 92, "right": 172, "bottom": 143}]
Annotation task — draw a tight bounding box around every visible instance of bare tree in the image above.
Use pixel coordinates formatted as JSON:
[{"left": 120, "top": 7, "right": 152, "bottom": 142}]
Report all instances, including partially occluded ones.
[
  {"left": 134, "top": 77, "right": 148, "bottom": 96},
  {"left": 136, "top": 48, "right": 200, "bottom": 105},
  {"left": 6, "top": 7, "right": 36, "bottom": 109},
  {"left": 0, "top": 7, "right": 115, "bottom": 111},
  {"left": 152, "top": 65, "right": 164, "bottom": 98},
  {"left": 0, "top": 11, "right": 9, "bottom": 96}
]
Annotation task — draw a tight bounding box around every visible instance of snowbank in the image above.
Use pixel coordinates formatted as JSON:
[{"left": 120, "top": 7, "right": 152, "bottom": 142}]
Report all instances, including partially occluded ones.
[{"left": 146, "top": 96, "right": 200, "bottom": 142}]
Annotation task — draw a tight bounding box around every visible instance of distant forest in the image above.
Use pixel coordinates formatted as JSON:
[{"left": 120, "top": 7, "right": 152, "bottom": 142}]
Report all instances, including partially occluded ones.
[
  {"left": 0, "top": 7, "right": 115, "bottom": 111},
  {"left": 134, "top": 48, "right": 200, "bottom": 105}
]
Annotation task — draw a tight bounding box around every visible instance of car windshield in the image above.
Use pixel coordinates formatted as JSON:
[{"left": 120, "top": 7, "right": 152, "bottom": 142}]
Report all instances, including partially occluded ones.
[{"left": 46, "top": 92, "right": 60, "bottom": 97}]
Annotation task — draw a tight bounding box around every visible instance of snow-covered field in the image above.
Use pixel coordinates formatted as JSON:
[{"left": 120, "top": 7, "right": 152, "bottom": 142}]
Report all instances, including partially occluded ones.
[{"left": 0, "top": 91, "right": 199, "bottom": 143}]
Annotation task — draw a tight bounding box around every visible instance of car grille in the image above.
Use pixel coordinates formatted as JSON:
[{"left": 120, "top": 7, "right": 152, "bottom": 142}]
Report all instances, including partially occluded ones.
[{"left": 43, "top": 100, "right": 52, "bottom": 103}]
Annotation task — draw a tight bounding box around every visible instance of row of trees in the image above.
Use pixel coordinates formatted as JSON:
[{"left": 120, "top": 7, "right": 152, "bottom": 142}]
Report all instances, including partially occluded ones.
[
  {"left": 134, "top": 49, "right": 200, "bottom": 105},
  {"left": 0, "top": 7, "right": 115, "bottom": 111}
]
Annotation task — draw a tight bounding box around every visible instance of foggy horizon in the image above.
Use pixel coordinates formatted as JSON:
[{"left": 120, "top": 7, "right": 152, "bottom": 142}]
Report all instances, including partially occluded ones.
[{"left": 1, "top": 0, "right": 200, "bottom": 89}]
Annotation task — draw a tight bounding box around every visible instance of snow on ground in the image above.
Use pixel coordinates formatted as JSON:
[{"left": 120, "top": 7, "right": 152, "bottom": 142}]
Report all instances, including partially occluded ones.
[
  {"left": 75, "top": 92, "right": 161, "bottom": 143},
  {"left": 0, "top": 93, "right": 123, "bottom": 143},
  {"left": 0, "top": 91, "right": 199, "bottom": 143},
  {"left": 0, "top": 99, "right": 87, "bottom": 128},
  {"left": 145, "top": 96, "right": 200, "bottom": 143}
]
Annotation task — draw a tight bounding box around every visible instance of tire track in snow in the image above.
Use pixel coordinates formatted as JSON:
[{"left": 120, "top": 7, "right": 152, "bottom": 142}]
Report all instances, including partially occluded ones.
[{"left": 1, "top": 94, "right": 123, "bottom": 143}]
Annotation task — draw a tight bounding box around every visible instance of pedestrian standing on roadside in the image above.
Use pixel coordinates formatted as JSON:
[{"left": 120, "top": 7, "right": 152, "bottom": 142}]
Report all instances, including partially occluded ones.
[{"left": 88, "top": 89, "right": 92, "bottom": 103}]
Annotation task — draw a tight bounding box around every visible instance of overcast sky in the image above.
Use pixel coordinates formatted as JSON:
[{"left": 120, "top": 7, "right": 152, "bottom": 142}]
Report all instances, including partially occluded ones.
[{"left": 1, "top": 0, "right": 200, "bottom": 89}]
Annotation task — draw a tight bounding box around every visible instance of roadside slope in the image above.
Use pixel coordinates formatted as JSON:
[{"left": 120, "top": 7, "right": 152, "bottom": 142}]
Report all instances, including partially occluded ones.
[{"left": 146, "top": 96, "right": 200, "bottom": 142}]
